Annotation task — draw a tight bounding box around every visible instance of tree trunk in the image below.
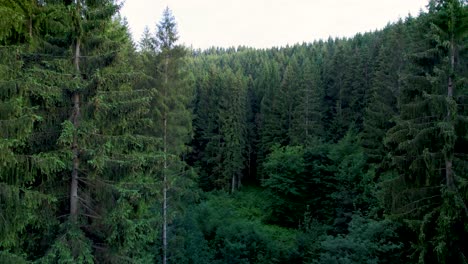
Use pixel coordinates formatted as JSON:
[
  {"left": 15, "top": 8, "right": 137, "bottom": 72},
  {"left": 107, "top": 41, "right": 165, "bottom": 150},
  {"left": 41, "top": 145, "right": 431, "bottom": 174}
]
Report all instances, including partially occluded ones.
[
  {"left": 445, "top": 40, "right": 455, "bottom": 190},
  {"left": 231, "top": 174, "right": 236, "bottom": 193},
  {"left": 305, "top": 83, "right": 309, "bottom": 143},
  {"left": 162, "top": 55, "right": 169, "bottom": 264},
  {"left": 70, "top": 34, "right": 81, "bottom": 220},
  {"left": 29, "top": 18, "right": 32, "bottom": 39},
  {"left": 70, "top": 93, "right": 80, "bottom": 219},
  {"left": 28, "top": 0, "right": 33, "bottom": 39}
]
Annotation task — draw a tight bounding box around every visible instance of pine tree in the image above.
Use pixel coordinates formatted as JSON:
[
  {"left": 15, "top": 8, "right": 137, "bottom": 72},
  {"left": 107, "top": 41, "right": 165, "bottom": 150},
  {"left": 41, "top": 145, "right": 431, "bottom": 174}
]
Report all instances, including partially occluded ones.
[
  {"left": 146, "top": 7, "right": 193, "bottom": 263},
  {"left": 348, "top": 35, "right": 373, "bottom": 129},
  {"left": 279, "top": 57, "right": 300, "bottom": 145},
  {"left": 191, "top": 64, "right": 248, "bottom": 191},
  {"left": 0, "top": 37, "right": 49, "bottom": 264},
  {"left": 0, "top": 1, "right": 74, "bottom": 260},
  {"left": 290, "top": 57, "right": 324, "bottom": 145},
  {"left": 384, "top": 1, "right": 468, "bottom": 261},
  {"left": 0, "top": 1, "right": 166, "bottom": 261},
  {"left": 257, "top": 60, "right": 282, "bottom": 178},
  {"left": 139, "top": 26, "right": 156, "bottom": 52},
  {"left": 362, "top": 21, "right": 409, "bottom": 165},
  {"left": 221, "top": 69, "right": 248, "bottom": 192},
  {"left": 324, "top": 40, "right": 351, "bottom": 141}
]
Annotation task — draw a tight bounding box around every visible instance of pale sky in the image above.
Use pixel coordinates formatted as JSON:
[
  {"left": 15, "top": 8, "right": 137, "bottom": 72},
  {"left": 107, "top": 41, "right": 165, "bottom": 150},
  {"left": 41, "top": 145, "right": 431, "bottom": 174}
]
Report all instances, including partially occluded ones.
[{"left": 120, "top": 0, "right": 427, "bottom": 49}]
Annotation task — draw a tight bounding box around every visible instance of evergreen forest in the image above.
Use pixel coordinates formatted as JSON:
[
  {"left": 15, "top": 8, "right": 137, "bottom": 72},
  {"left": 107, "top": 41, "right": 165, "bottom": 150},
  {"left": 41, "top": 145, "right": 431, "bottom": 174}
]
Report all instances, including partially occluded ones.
[{"left": 1, "top": 0, "right": 468, "bottom": 263}]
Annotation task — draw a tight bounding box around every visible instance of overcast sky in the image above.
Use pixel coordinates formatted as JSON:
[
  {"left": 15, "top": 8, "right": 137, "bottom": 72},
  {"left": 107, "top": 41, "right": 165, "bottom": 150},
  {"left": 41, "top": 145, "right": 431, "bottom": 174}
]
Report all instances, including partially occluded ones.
[{"left": 120, "top": 0, "right": 427, "bottom": 49}]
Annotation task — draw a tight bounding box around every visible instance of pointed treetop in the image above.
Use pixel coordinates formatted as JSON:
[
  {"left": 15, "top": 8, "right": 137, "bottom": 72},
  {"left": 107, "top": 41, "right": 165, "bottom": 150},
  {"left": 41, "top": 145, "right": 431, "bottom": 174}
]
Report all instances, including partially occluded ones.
[
  {"left": 156, "top": 7, "right": 179, "bottom": 50},
  {"left": 139, "top": 26, "right": 156, "bottom": 52}
]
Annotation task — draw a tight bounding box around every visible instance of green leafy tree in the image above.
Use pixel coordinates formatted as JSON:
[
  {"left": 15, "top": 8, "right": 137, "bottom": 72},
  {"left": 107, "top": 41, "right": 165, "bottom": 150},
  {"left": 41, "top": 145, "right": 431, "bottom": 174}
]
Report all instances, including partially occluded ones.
[
  {"left": 327, "top": 131, "right": 376, "bottom": 233},
  {"left": 262, "top": 145, "right": 305, "bottom": 224}
]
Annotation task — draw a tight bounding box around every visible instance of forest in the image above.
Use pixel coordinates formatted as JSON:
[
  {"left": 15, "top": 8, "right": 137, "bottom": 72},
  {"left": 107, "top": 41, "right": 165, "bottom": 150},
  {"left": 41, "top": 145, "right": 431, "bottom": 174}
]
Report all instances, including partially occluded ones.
[{"left": 0, "top": 0, "right": 467, "bottom": 263}]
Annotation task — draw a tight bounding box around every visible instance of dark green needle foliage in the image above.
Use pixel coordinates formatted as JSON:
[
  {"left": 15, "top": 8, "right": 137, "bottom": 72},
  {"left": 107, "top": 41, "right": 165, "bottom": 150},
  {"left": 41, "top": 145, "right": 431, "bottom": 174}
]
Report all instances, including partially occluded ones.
[
  {"left": 384, "top": 1, "right": 468, "bottom": 262},
  {"left": 1, "top": 0, "right": 164, "bottom": 262},
  {"left": 1, "top": 1, "right": 467, "bottom": 263}
]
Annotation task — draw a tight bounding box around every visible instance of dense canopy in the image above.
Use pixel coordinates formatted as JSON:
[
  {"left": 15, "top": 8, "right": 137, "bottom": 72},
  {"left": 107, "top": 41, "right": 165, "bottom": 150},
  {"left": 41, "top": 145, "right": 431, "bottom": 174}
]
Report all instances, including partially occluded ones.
[{"left": 0, "top": 0, "right": 467, "bottom": 263}]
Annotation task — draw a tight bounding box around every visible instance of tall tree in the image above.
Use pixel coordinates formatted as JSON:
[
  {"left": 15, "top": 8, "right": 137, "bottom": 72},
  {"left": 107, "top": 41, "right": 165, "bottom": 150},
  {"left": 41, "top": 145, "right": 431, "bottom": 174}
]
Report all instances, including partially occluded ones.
[
  {"left": 191, "top": 64, "right": 248, "bottom": 191},
  {"left": 289, "top": 56, "right": 324, "bottom": 145},
  {"left": 362, "top": 21, "right": 409, "bottom": 165},
  {"left": 257, "top": 60, "right": 282, "bottom": 178},
  {"left": 324, "top": 40, "right": 351, "bottom": 141},
  {"left": 5, "top": 1, "right": 165, "bottom": 261},
  {"left": 384, "top": 1, "right": 468, "bottom": 261},
  {"left": 0, "top": 1, "right": 74, "bottom": 260},
  {"left": 152, "top": 7, "right": 193, "bottom": 263}
]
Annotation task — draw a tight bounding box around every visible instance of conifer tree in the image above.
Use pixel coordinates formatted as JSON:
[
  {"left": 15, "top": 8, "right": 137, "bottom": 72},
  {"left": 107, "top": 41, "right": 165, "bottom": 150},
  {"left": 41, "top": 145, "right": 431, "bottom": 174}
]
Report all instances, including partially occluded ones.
[
  {"left": 290, "top": 57, "right": 324, "bottom": 145},
  {"left": 257, "top": 60, "right": 282, "bottom": 177},
  {"left": 0, "top": 1, "right": 73, "bottom": 260},
  {"left": 279, "top": 57, "right": 300, "bottom": 144},
  {"left": 362, "top": 21, "right": 409, "bottom": 165},
  {"left": 0, "top": 0, "right": 166, "bottom": 261},
  {"left": 146, "top": 7, "right": 193, "bottom": 263},
  {"left": 139, "top": 26, "right": 157, "bottom": 52},
  {"left": 324, "top": 41, "right": 351, "bottom": 141},
  {"left": 191, "top": 64, "right": 248, "bottom": 191},
  {"left": 384, "top": 1, "right": 468, "bottom": 261},
  {"left": 0, "top": 35, "right": 47, "bottom": 264}
]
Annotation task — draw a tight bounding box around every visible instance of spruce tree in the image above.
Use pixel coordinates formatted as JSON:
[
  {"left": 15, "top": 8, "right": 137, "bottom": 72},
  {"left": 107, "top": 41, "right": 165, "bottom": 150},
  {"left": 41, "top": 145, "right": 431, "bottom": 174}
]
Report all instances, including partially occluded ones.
[
  {"left": 257, "top": 60, "right": 282, "bottom": 178},
  {"left": 0, "top": 0, "right": 165, "bottom": 261},
  {"left": 384, "top": 1, "right": 468, "bottom": 261},
  {"left": 0, "top": 1, "right": 73, "bottom": 260},
  {"left": 289, "top": 57, "right": 324, "bottom": 145},
  {"left": 140, "top": 7, "right": 194, "bottom": 263},
  {"left": 362, "top": 21, "right": 409, "bottom": 165},
  {"left": 279, "top": 57, "right": 300, "bottom": 145},
  {"left": 324, "top": 40, "right": 351, "bottom": 141},
  {"left": 191, "top": 64, "right": 248, "bottom": 191}
]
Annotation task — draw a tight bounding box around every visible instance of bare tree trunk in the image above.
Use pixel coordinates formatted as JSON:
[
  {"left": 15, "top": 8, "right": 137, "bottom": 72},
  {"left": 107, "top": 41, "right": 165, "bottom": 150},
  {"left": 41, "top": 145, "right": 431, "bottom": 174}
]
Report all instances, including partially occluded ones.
[
  {"left": 162, "top": 55, "right": 169, "bottom": 264},
  {"left": 446, "top": 40, "right": 455, "bottom": 190},
  {"left": 29, "top": 18, "right": 32, "bottom": 39},
  {"left": 231, "top": 174, "right": 236, "bottom": 193},
  {"left": 163, "top": 157, "right": 167, "bottom": 264},
  {"left": 70, "top": 92, "right": 80, "bottom": 219},
  {"left": 28, "top": 0, "right": 33, "bottom": 39},
  {"left": 305, "top": 83, "right": 309, "bottom": 143},
  {"left": 70, "top": 21, "right": 81, "bottom": 221}
]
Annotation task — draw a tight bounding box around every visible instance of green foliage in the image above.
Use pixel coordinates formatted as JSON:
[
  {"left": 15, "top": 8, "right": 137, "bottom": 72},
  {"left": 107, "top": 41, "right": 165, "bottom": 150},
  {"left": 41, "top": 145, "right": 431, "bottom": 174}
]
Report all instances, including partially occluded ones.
[
  {"left": 0, "top": 0, "right": 168, "bottom": 261},
  {"left": 328, "top": 130, "right": 377, "bottom": 231},
  {"left": 289, "top": 56, "right": 324, "bottom": 145},
  {"left": 262, "top": 145, "right": 307, "bottom": 225},
  {"left": 190, "top": 64, "right": 248, "bottom": 190},
  {"left": 262, "top": 131, "right": 376, "bottom": 229},
  {"left": 1, "top": 1, "right": 467, "bottom": 262},
  {"left": 179, "top": 188, "right": 302, "bottom": 264},
  {"left": 0, "top": 251, "right": 28, "bottom": 264},
  {"left": 316, "top": 215, "right": 404, "bottom": 264},
  {"left": 361, "top": 20, "right": 409, "bottom": 165},
  {"left": 40, "top": 224, "right": 94, "bottom": 264}
]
